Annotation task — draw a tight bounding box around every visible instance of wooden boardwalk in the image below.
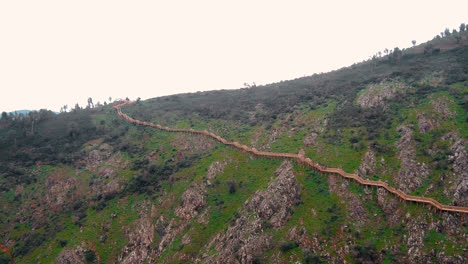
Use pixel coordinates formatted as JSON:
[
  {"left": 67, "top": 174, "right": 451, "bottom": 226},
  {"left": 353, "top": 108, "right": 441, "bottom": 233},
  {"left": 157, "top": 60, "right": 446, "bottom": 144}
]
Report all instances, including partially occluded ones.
[{"left": 114, "top": 100, "right": 468, "bottom": 215}]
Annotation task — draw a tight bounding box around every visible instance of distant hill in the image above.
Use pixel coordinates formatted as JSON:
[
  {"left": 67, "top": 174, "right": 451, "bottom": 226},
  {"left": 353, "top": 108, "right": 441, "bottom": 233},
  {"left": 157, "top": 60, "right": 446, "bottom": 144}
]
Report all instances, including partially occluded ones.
[{"left": 9, "top": 110, "right": 31, "bottom": 115}]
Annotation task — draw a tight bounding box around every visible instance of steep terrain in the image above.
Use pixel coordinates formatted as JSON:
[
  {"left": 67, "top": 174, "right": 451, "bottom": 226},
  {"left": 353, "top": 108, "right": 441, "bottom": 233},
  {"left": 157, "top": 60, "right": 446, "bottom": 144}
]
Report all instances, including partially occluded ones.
[{"left": 1, "top": 31, "right": 468, "bottom": 263}]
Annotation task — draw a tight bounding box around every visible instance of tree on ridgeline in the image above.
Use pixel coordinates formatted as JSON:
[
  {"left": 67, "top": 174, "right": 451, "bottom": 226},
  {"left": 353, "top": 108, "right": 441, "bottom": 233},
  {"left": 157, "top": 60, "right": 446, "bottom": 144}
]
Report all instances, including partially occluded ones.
[
  {"left": 87, "top": 97, "right": 94, "bottom": 108},
  {"left": 460, "top": 23, "right": 466, "bottom": 32},
  {"left": 412, "top": 40, "right": 416, "bottom": 46},
  {"left": 73, "top": 103, "right": 81, "bottom": 112},
  {"left": 444, "top": 28, "right": 451, "bottom": 37},
  {"left": 389, "top": 47, "right": 402, "bottom": 63}
]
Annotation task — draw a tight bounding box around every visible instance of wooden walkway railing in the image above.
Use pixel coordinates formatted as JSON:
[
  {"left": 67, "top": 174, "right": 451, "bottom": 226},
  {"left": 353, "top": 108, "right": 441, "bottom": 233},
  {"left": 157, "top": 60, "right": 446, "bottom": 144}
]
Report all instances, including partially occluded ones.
[{"left": 113, "top": 100, "right": 468, "bottom": 216}]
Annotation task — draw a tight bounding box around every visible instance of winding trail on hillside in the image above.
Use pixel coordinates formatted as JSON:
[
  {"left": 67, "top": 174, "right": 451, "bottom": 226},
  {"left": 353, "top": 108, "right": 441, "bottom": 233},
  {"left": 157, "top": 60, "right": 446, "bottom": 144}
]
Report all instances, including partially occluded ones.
[{"left": 113, "top": 100, "right": 468, "bottom": 216}]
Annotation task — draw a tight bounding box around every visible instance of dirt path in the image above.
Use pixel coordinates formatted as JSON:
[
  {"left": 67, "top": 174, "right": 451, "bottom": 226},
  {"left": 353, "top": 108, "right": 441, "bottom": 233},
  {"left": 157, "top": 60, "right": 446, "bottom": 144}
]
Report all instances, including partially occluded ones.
[{"left": 113, "top": 100, "right": 468, "bottom": 216}]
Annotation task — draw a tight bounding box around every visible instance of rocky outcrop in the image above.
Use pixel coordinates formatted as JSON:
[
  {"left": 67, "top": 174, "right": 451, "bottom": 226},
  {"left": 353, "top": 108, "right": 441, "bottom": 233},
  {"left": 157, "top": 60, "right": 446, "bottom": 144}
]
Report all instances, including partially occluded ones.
[
  {"left": 431, "top": 96, "right": 456, "bottom": 118},
  {"left": 328, "top": 174, "right": 367, "bottom": 225},
  {"left": 45, "top": 173, "right": 79, "bottom": 211},
  {"left": 394, "top": 125, "right": 430, "bottom": 193},
  {"left": 98, "top": 166, "right": 116, "bottom": 179},
  {"left": 55, "top": 247, "right": 85, "bottom": 264},
  {"left": 417, "top": 114, "right": 437, "bottom": 134},
  {"left": 203, "top": 214, "right": 273, "bottom": 264},
  {"left": 376, "top": 188, "right": 401, "bottom": 225},
  {"left": 404, "top": 214, "right": 428, "bottom": 263},
  {"left": 245, "top": 161, "right": 301, "bottom": 229},
  {"left": 200, "top": 161, "right": 301, "bottom": 263},
  {"left": 442, "top": 132, "right": 468, "bottom": 206},
  {"left": 357, "top": 81, "right": 405, "bottom": 108},
  {"left": 205, "top": 160, "right": 227, "bottom": 185},
  {"left": 156, "top": 217, "right": 187, "bottom": 255},
  {"left": 55, "top": 243, "right": 99, "bottom": 264},
  {"left": 175, "top": 183, "right": 206, "bottom": 220},
  {"left": 288, "top": 226, "right": 314, "bottom": 249},
  {"left": 87, "top": 144, "right": 113, "bottom": 167},
  {"left": 358, "top": 150, "right": 377, "bottom": 178},
  {"left": 119, "top": 202, "right": 156, "bottom": 264},
  {"left": 303, "top": 132, "right": 318, "bottom": 147}
]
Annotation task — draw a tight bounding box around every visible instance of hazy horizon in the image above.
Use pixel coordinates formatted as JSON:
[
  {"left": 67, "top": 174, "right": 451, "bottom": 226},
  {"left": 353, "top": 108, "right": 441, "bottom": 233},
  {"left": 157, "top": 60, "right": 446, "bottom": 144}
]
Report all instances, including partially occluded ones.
[{"left": 1, "top": 0, "right": 468, "bottom": 112}]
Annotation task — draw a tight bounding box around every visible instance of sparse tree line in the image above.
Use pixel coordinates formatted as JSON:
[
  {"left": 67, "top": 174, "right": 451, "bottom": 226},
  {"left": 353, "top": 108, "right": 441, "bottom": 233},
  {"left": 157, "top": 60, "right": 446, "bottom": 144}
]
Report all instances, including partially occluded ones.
[{"left": 366, "top": 22, "right": 468, "bottom": 64}]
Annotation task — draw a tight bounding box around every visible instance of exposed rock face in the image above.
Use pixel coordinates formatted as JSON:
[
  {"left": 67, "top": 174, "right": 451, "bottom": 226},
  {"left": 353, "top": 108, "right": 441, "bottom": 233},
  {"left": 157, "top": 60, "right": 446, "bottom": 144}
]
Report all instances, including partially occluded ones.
[
  {"left": 328, "top": 175, "right": 367, "bottom": 225},
  {"left": 88, "top": 149, "right": 102, "bottom": 165},
  {"left": 102, "top": 180, "right": 121, "bottom": 199},
  {"left": 376, "top": 188, "right": 401, "bottom": 225},
  {"left": 394, "top": 125, "right": 430, "bottom": 193},
  {"left": 201, "top": 161, "right": 301, "bottom": 263},
  {"left": 119, "top": 202, "right": 156, "bottom": 264},
  {"left": 157, "top": 217, "right": 187, "bottom": 255},
  {"left": 175, "top": 183, "right": 206, "bottom": 220},
  {"left": 303, "top": 132, "right": 318, "bottom": 147},
  {"left": 405, "top": 219, "right": 426, "bottom": 263},
  {"left": 98, "top": 166, "right": 116, "bottom": 179},
  {"left": 90, "top": 178, "right": 121, "bottom": 200},
  {"left": 396, "top": 211, "right": 467, "bottom": 264},
  {"left": 288, "top": 226, "right": 314, "bottom": 249},
  {"left": 431, "top": 96, "right": 456, "bottom": 118},
  {"left": 417, "top": 114, "right": 437, "bottom": 134},
  {"left": 245, "top": 161, "right": 301, "bottom": 229},
  {"left": 358, "top": 150, "right": 376, "bottom": 178},
  {"left": 45, "top": 173, "right": 78, "bottom": 211},
  {"left": 206, "top": 160, "right": 227, "bottom": 185},
  {"left": 443, "top": 132, "right": 468, "bottom": 206},
  {"left": 357, "top": 81, "right": 405, "bottom": 108},
  {"left": 203, "top": 215, "right": 273, "bottom": 264},
  {"left": 55, "top": 248, "right": 85, "bottom": 264}
]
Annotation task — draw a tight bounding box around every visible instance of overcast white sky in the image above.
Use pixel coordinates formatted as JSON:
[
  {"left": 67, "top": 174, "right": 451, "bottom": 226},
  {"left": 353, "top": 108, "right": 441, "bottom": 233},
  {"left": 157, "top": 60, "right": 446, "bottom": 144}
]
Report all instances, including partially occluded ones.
[{"left": 1, "top": 0, "right": 467, "bottom": 112}]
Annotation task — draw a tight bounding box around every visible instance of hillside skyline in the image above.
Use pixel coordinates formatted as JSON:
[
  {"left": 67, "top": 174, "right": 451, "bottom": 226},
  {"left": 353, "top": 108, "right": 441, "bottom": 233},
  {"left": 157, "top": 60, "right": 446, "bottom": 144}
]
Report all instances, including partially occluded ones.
[{"left": 1, "top": 1, "right": 468, "bottom": 112}]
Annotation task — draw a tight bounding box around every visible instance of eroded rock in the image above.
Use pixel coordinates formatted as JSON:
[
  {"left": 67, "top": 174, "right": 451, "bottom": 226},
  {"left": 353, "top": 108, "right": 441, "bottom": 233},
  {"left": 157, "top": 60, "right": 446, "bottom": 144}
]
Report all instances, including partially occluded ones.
[
  {"left": 303, "top": 132, "right": 318, "bottom": 147},
  {"left": 55, "top": 248, "right": 85, "bottom": 264},
  {"left": 328, "top": 175, "right": 367, "bottom": 225},
  {"left": 394, "top": 125, "right": 430, "bottom": 193},
  {"left": 119, "top": 202, "right": 156, "bottom": 264},
  {"left": 245, "top": 161, "right": 301, "bottom": 229},
  {"left": 206, "top": 161, "right": 227, "bottom": 184},
  {"left": 443, "top": 132, "right": 468, "bottom": 206},
  {"left": 200, "top": 161, "right": 301, "bottom": 263},
  {"left": 376, "top": 187, "right": 401, "bottom": 225},
  {"left": 357, "top": 81, "right": 406, "bottom": 108},
  {"left": 45, "top": 173, "right": 78, "bottom": 211},
  {"left": 417, "top": 114, "right": 437, "bottom": 134},
  {"left": 203, "top": 215, "right": 273, "bottom": 264},
  {"left": 431, "top": 96, "right": 456, "bottom": 118},
  {"left": 175, "top": 183, "right": 206, "bottom": 220},
  {"left": 358, "top": 150, "right": 377, "bottom": 178}
]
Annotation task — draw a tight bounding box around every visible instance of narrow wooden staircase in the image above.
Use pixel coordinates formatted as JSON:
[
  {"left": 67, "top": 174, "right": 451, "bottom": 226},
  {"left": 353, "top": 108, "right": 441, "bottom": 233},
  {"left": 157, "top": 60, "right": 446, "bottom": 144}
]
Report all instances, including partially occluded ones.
[{"left": 114, "top": 100, "right": 468, "bottom": 217}]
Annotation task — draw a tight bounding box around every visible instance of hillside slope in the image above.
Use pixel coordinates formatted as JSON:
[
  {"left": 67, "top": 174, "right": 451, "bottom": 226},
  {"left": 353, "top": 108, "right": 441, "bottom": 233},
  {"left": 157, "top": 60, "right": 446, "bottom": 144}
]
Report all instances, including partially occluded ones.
[{"left": 1, "top": 33, "right": 468, "bottom": 263}]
